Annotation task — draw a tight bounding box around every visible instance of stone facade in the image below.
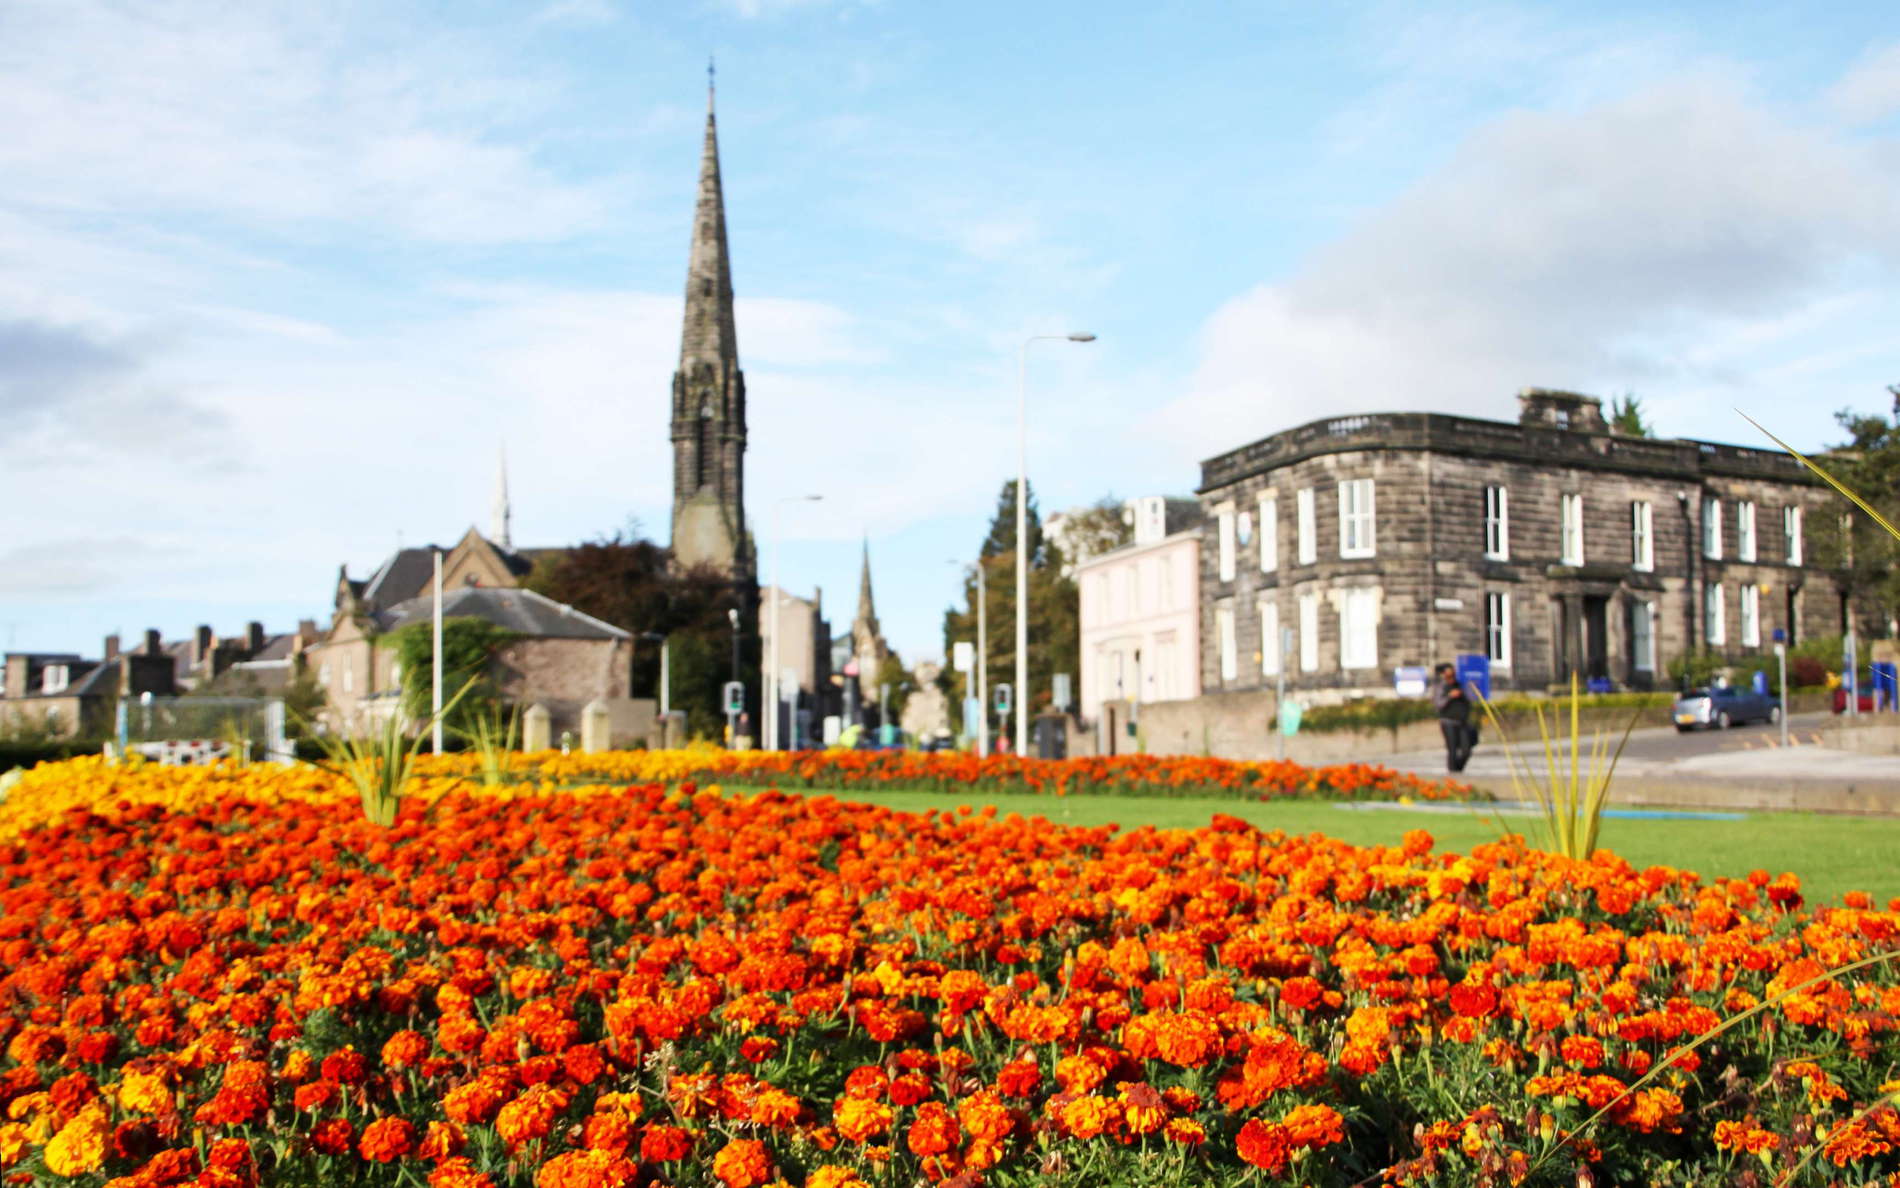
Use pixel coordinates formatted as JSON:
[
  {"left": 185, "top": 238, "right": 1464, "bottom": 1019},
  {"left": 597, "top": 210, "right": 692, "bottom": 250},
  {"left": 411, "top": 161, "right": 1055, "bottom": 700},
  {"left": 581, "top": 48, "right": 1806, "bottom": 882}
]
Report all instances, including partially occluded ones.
[{"left": 1196, "top": 390, "right": 1840, "bottom": 702}]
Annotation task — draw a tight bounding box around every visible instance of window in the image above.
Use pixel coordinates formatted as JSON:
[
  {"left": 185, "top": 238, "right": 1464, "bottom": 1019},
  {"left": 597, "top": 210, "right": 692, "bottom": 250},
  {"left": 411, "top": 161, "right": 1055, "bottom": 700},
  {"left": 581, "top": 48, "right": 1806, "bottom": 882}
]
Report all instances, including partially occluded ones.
[
  {"left": 41, "top": 665, "right": 69, "bottom": 694},
  {"left": 1338, "top": 479, "right": 1376, "bottom": 558},
  {"left": 1258, "top": 494, "right": 1278, "bottom": 572},
  {"left": 1705, "top": 583, "right": 1726, "bottom": 646},
  {"left": 1296, "top": 489, "right": 1316, "bottom": 565},
  {"left": 1298, "top": 593, "right": 1320, "bottom": 672},
  {"left": 342, "top": 662, "right": 354, "bottom": 694},
  {"left": 1738, "top": 501, "right": 1757, "bottom": 562},
  {"left": 1632, "top": 599, "right": 1656, "bottom": 672},
  {"left": 1159, "top": 559, "right": 1173, "bottom": 611},
  {"left": 1484, "top": 486, "right": 1510, "bottom": 560},
  {"left": 1561, "top": 493, "right": 1585, "bottom": 566},
  {"left": 1740, "top": 584, "right": 1760, "bottom": 647},
  {"left": 1784, "top": 506, "right": 1803, "bottom": 566},
  {"left": 1216, "top": 602, "right": 1237, "bottom": 683},
  {"left": 1260, "top": 602, "right": 1281, "bottom": 677},
  {"left": 1484, "top": 591, "right": 1512, "bottom": 667},
  {"left": 1631, "top": 500, "right": 1653, "bottom": 571},
  {"left": 1216, "top": 502, "right": 1236, "bottom": 583},
  {"left": 1702, "top": 496, "right": 1722, "bottom": 559},
  {"left": 1339, "top": 588, "right": 1379, "bottom": 670}
]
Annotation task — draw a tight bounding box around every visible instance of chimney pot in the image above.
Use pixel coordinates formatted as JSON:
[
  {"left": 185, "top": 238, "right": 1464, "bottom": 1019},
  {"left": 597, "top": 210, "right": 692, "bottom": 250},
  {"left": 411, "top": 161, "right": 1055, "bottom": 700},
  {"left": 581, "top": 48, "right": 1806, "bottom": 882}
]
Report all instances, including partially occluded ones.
[
  {"left": 143, "top": 629, "right": 162, "bottom": 655},
  {"left": 103, "top": 634, "right": 121, "bottom": 661}
]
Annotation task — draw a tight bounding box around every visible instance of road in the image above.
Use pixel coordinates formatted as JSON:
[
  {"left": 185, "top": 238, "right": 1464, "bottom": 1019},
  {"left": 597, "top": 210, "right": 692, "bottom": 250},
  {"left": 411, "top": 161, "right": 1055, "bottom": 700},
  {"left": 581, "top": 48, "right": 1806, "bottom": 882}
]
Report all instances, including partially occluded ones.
[{"left": 1383, "top": 711, "right": 1900, "bottom": 794}]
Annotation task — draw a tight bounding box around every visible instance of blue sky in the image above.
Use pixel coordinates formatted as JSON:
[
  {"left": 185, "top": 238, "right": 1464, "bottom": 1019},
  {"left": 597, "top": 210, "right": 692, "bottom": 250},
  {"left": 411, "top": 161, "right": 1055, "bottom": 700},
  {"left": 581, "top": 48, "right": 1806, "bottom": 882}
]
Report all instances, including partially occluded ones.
[{"left": 3, "top": 0, "right": 1897, "bottom": 665}]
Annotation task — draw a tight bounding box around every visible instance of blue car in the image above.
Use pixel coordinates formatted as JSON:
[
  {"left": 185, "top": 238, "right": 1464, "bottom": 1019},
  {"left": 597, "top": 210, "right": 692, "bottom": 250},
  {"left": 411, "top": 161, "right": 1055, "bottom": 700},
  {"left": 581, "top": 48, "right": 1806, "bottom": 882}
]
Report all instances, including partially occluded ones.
[{"left": 1672, "top": 685, "right": 1781, "bottom": 731}]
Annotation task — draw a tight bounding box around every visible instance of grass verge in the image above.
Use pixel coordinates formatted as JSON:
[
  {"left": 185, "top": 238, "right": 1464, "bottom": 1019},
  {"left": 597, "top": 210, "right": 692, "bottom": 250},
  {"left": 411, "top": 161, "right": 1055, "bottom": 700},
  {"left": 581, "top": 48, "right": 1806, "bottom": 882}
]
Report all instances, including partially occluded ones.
[{"left": 796, "top": 786, "right": 1900, "bottom": 907}]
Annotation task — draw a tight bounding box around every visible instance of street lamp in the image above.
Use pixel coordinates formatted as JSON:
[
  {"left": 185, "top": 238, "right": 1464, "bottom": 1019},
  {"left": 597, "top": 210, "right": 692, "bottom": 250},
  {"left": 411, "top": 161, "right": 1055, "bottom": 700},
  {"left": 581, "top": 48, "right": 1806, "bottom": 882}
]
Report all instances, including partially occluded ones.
[
  {"left": 638, "top": 632, "right": 669, "bottom": 717},
  {"left": 950, "top": 559, "right": 989, "bottom": 757},
  {"left": 1016, "top": 332, "right": 1096, "bottom": 753},
  {"left": 769, "top": 494, "right": 824, "bottom": 750}
]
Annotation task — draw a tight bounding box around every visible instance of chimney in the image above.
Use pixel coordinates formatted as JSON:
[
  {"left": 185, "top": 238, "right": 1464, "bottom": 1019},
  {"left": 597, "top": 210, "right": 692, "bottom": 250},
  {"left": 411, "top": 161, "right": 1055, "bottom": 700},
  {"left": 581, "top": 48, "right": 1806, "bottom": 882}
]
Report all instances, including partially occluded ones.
[
  {"left": 103, "top": 634, "right": 121, "bottom": 662},
  {"left": 194, "top": 625, "right": 213, "bottom": 665},
  {"left": 143, "top": 628, "right": 162, "bottom": 655},
  {"left": 3, "top": 656, "right": 26, "bottom": 700},
  {"left": 246, "top": 621, "right": 265, "bottom": 654}
]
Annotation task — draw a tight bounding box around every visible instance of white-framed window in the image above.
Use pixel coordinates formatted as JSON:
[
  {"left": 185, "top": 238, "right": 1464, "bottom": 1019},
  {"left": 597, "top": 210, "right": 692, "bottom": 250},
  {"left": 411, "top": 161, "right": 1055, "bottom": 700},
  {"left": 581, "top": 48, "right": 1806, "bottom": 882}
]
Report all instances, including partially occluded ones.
[
  {"left": 1296, "top": 489, "right": 1316, "bottom": 565},
  {"left": 1632, "top": 599, "right": 1656, "bottom": 672},
  {"left": 1561, "top": 493, "right": 1585, "bottom": 566},
  {"left": 1215, "top": 601, "right": 1237, "bottom": 683},
  {"left": 1258, "top": 494, "right": 1278, "bottom": 572},
  {"left": 41, "top": 665, "right": 69, "bottom": 694},
  {"left": 342, "top": 661, "right": 354, "bottom": 693},
  {"left": 1784, "top": 505, "right": 1803, "bottom": 566},
  {"left": 1631, "top": 500, "right": 1653, "bottom": 571},
  {"left": 1484, "top": 486, "right": 1509, "bottom": 560},
  {"left": 1338, "top": 479, "right": 1376, "bottom": 558},
  {"left": 1484, "top": 591, "right": 1512, "bottom": 668},
  {"left": 1215, "top": 502, "right": 1236, "bottom": 583},
  {"left": 1705, "top": 582, "right": 1726, "bottom": 646},
  {"left": 1339, "top": 588, "right": 1379, "bottom": 670},
  {"left": 1738, "top": 501, "right": 1757, "bottom": 563},
  {"left": 1298, "top": 593, "right": 1319, "bottom": 672},
  {"left": 1740, "top": 584, "right": 1760, "bottom": 647},
  {"left": 1702, "top": 496, "right": 1723, "bottom": 559},
  {"left": 1260, "top": 601, "right": 1281, "bottom": 676}
]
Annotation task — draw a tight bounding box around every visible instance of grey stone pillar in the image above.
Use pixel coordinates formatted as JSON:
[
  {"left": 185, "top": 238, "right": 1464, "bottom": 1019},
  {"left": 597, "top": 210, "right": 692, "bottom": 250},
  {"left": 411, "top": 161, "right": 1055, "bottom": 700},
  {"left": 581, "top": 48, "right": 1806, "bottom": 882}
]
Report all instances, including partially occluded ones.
[
  {"left": 522, "top": 703, "right": 552, "bottom": 752},
  {"left": 581, "top": 699, "right": 612, "bottom": 753}
]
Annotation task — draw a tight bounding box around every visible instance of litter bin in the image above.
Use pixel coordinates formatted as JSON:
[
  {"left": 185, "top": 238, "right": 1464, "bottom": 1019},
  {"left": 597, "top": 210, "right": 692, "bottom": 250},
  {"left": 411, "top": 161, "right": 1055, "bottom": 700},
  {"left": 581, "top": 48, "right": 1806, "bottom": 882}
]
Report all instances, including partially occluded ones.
[
  {"left": 1455, "top": 654, "right": 1491, "bottom": 702},
  {"left": 1033, "top": 715, "right": 1068, "bottom": 760}
]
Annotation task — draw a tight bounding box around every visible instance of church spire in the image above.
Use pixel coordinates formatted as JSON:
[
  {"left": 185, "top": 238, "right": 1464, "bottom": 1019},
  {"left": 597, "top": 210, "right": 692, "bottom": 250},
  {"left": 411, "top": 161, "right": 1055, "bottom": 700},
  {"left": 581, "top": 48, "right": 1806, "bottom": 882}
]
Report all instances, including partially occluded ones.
[
  {"left": 856, "top": 536, "right": 877, "bottom": 626},
  {"left": 492, "top": 445, "right": 512, "bottom": 551},
  {"left": 680, "top": 64, "right": 737, "bottom": 371}
]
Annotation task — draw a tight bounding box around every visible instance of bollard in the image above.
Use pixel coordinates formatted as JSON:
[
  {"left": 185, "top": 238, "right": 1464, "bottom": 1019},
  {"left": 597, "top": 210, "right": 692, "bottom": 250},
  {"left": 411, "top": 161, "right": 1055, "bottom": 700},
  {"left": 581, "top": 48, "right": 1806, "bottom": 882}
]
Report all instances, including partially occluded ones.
[{"left": 522, "top": 703, "right": 552, "bottom": 752}]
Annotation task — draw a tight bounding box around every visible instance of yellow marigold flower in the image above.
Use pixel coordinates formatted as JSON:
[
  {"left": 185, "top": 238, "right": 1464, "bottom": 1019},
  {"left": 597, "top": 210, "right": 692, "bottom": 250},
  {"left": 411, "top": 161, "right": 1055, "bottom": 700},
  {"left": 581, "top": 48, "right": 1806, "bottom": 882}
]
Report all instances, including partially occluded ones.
[
  {"left": 116, "top": 1070, "right": 172, "bottom": 1115},
  {"left": 0, "top": 1123, "right": 30, "bottom": 1167},
  {"left": 44, "top": 1104, "right": 109, "bottom": 1177}
]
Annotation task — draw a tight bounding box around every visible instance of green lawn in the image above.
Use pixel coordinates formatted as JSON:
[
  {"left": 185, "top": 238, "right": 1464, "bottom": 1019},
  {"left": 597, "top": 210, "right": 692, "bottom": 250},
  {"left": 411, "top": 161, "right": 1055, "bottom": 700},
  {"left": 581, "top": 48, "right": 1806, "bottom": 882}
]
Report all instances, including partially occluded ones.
[{"left": 798, "top": 788, "right": 1900, "bottom": 908}]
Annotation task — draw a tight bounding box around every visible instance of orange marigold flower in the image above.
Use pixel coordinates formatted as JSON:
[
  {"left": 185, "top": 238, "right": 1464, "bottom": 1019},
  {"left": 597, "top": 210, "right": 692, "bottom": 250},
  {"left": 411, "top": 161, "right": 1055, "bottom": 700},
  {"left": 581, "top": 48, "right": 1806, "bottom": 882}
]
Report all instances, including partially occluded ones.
[
  {"left": 1165, "top": 1117, "right": 1207, "bottom": 1146},
  {"left": 418, "top": 1121, "right": 466, "bottom": 1162},
  {"left": 1236, "top": 1118, "right": 1291, "bottom": 1173},
  {"left": 381, "top": 1030, "right": 431, "bottom": 1070},
  {"left": 639, "top": 1124, "right": 693, "bottom": 1162},
  {"left": 534, "top": 1148, "right": 638, "bottom": 1188},
  {"left": 807, "top": 1166, "right": 871, "bottom": 1188},
  {"left": 429, "top": 1157, "right": 498, "bottom": 1188},
  {"left": 1119, "top": 1082, "right": 1167, "bottom": 1136},
  {"left": 1057, "top": 1095, "right": 1118, "bottom": 1140},
  {"left": 907, "top": 1102, "right": 961, "bottom": 1158},
  {"left": 834, "top": 1096, "right": 894, "bottom": 1143},
  {"left": 711, "top": 1136, "right": 770, "bottom": 1188},
  {"left": 1281, "top": 1103, "right": 1345, "bottom": 1149},
  {"left": 358, "top": 1116, "right": 416, "bottom": 1163},
  {"left": 995, "top": 1059, "right": 1040, "bottom": 1098}
]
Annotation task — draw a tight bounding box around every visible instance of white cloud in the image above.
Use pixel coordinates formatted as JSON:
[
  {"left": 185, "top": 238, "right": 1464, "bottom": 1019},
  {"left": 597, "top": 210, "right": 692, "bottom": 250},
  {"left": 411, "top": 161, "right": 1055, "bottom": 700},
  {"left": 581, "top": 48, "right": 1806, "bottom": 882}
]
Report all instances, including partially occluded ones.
[
  {"left": 1163, "top": 74, "right": 1900, "bottom": 457},
  {"left": 1828, "top": 42, "right": 1900, "bottom": 125}
]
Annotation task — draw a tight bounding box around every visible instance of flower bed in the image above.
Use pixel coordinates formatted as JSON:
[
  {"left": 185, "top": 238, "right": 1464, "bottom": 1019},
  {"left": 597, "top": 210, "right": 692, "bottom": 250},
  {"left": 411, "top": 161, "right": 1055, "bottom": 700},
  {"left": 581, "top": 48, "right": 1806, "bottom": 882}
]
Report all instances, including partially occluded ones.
[
  {"left": 0, "top": 763, "right": 1895, "bottom": 1186},
  {"left": 417, "top": 748, "right": 1474, "bottom": 803}
]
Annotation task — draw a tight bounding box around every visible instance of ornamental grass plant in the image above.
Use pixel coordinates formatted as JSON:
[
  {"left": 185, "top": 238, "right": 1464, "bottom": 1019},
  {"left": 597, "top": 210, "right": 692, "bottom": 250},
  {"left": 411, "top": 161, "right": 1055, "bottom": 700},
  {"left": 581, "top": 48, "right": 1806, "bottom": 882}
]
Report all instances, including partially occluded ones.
[{"left": 1473, "top": 674, "right": 1642, "bottom": 861}]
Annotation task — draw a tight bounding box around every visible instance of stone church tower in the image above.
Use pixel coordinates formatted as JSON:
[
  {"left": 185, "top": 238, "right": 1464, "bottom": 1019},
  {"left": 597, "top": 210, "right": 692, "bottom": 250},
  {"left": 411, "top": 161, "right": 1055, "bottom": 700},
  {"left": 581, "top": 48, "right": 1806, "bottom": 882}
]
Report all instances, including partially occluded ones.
[
  {"left": 850, "top": 539, "right": 893, "bottom": 704},
  {"left": 669, "top": 77, "right": 753, "bottom": 580}
]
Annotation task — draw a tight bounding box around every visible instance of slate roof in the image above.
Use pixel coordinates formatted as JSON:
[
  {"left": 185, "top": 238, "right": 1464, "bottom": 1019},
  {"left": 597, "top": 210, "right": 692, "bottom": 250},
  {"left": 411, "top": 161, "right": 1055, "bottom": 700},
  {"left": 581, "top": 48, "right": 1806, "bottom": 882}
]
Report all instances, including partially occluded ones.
[
  {"left": 377, "top": 587, "right": 630, "bottom": 642},
  {"left": 359, "top": 547, "right": 442, "bottom": 612}
]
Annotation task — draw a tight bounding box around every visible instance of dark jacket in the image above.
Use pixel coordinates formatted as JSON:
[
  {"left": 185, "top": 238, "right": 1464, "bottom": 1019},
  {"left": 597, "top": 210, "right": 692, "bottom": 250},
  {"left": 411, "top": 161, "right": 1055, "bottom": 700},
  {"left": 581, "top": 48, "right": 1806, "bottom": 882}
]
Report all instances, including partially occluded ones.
[{"left": 1432, "top": 681, "right": 1471, "bottom": 724}]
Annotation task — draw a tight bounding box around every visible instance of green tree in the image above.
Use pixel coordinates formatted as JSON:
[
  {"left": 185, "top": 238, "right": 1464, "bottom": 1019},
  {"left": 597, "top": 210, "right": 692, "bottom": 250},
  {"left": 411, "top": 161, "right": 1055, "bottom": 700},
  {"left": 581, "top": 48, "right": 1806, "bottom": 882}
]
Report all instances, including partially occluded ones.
[
  {"left": 1609, "top": 394, "right": 1651, "bottom": 437},
  {"left": 1058, "top": 494, "right": 1134, "bottom": 566},
  {"left": 524, "top": 529, "right": 752, "bottom": 740},
  {"left": 943, "top": 479, "right": 1080, "bottom": 731},
  {"left": 1807, "top": 387, "right": 1900, "bottom": 634},
  {"left": 872, "top": 652, "right": 912, "bottom": 724},
  {"left": 380, "top": 618, "right": 518, "bottom": 733}
]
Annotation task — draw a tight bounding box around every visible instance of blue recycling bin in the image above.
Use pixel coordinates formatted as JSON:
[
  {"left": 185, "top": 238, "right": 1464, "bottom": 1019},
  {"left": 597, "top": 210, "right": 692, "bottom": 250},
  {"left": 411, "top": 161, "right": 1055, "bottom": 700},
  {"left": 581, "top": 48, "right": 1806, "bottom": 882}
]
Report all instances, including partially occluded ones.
[
  {"left": 1872, "top": 662, "right": 1898, "bottom": 711},
  {"left": 1455, "top": 654, "right": 1491, "bottom": 702},
  {"left": 1586, "top": 677, "right": 1613, "bottom": 694}
]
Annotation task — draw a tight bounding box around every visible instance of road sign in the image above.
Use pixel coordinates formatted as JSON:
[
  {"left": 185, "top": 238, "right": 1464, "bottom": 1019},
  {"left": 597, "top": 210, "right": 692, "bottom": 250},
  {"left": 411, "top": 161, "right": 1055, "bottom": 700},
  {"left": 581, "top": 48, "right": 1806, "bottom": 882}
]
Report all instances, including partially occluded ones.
[
  {"left": 1393, "top": 666, "right": 1429, "bottom": 697},
  {"left": 953, "top": 641, "right": 975, "bottom": 673},
  {"left": 1052, "top": 673, "right": 1072, "bottom": 712},
  {"left": 993, "top": 683, "right": 1012, "bottom": 716},
  {"left": 722, "top": 681, "right": 745, "bottom": 714}
]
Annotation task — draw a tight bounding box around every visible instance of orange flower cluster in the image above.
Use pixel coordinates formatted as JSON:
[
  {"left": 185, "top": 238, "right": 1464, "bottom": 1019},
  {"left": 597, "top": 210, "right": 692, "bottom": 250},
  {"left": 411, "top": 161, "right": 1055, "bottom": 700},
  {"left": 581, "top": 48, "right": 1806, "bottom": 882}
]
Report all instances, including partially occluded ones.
[{"left": 0, "top": 762, "right": 1893, "bottom": 1186}]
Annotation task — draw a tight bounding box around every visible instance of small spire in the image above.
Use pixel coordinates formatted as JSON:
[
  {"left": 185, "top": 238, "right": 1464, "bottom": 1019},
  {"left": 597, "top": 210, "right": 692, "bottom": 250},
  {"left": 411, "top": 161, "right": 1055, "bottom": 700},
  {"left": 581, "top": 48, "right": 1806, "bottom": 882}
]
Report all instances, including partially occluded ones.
[
  {"left": 857, "top": 535, "right": 876, "bottom": 625},
  {"left": 707, "top": 56, "right": 716, "bottom": 113},
  {"left": 492, "top": 445, "right": 513, "bottom": 551}
]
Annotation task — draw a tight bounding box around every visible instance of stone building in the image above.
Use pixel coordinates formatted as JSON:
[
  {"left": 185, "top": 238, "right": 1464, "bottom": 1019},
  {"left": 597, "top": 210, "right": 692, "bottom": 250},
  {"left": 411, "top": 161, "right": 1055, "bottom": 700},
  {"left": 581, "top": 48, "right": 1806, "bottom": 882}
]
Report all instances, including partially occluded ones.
[
  {"left": 758, "top": 584, "right": 833, "bottom": 747},
  {"left": 846, "top": 541, "right": 894, "bottom": 715},
  {"left": 1195, "top": 390, "right": 1837, "bottom": 701},
  {"left": 1075, "top": 495, "right": 1205, "bottom": 723}
]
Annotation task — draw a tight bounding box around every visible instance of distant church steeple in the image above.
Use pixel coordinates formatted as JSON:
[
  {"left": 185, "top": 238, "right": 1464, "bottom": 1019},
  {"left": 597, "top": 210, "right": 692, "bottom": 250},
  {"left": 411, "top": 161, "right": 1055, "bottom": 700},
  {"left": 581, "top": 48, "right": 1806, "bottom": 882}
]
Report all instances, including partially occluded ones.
[
  {"left": 492, "top": 446, "right": 512, "bottom": 551},
  {"left": 668, "top": 61, "right": 751, "bottom": 578}
]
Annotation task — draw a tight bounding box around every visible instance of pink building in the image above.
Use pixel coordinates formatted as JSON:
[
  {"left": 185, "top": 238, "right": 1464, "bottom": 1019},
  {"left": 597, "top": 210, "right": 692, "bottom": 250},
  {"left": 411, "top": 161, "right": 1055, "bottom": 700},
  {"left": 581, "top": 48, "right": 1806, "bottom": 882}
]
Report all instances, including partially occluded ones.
[{"left": 1075, "top": 496, "right": 1204, "bottom": 724}]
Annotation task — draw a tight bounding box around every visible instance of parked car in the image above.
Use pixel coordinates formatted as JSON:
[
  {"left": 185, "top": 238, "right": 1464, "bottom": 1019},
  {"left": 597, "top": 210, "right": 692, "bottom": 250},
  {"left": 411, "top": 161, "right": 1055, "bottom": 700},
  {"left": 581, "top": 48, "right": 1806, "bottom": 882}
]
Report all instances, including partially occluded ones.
[
  {"left": 1833, "top": 686, "right": 1877, "bottom": 714},
  {"left": 1673, "top": 685, "right": 1781, "bottom": 731}
]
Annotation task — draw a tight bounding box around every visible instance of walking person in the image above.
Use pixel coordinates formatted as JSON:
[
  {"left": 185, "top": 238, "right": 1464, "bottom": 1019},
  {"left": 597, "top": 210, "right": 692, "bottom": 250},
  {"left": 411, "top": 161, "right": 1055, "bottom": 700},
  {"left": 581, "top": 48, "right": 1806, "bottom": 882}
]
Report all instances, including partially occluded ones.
[{"left": 1432, "top": 662, "right": 1473, "bottom": 773}]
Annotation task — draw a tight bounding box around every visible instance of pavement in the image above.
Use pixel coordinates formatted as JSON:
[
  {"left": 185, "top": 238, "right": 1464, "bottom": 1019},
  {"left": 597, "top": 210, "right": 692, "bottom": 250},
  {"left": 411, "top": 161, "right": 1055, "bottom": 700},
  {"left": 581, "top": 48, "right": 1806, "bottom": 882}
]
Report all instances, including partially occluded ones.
[{"left": 1381, "top": 712, "right": 1900, "bottom": 814}]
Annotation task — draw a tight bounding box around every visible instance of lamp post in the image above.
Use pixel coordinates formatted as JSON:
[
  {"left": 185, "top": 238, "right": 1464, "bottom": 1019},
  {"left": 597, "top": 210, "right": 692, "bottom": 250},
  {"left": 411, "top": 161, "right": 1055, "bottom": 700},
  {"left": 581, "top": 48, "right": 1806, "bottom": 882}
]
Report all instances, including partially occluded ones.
[
  {"left": 638, "top": 632, "right": 669, "bottom": 717},
  {"left": 950, "top": 559, "right": 989, "bottom": 757},
  {"left": 1016, "top": 332, "right": 1096, "bottom": 752},
  {"left": 769, "top": 494, "right": 824, "bottom": 750}
]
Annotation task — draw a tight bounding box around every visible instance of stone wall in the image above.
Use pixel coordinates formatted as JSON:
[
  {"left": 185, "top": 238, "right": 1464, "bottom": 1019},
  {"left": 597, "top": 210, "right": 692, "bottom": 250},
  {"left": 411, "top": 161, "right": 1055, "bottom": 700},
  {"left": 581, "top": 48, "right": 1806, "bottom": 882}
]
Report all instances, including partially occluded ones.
[{"left": 493, "top": 637, "right": 633, "bottom": 736}]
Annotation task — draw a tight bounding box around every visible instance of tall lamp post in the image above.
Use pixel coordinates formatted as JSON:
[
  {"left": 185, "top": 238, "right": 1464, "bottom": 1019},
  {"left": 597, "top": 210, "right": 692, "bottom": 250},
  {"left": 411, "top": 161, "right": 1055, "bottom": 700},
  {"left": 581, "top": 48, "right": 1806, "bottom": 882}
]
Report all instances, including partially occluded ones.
[
  {"left": 769, "top": 494, "right": 824, "bottom": 750},
  {"left": 950, "top": 559, "right": 990, "bottom": 756},
  {"left": 1016, "top": 332, "right": 1096, "bottom": 752}
]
